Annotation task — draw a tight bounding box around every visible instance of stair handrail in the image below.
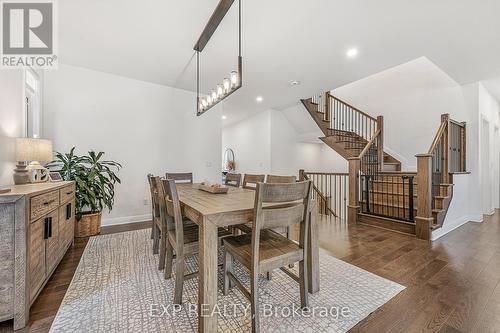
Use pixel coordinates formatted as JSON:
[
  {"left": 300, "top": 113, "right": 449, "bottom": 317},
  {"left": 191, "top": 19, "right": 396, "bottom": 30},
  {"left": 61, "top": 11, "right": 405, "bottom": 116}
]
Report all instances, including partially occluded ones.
[
  {"left": 299, "top": 170, "right": 339, "bottom": 217},
  {"left": 415, "top": 113, "right": 467, "bottom": 240},
  {"left": 329, "top": 95, "right": 377, "bottom": 122},
  {"left": 358, "top": 128, "right": 381, "bottom": 159},
  {"left": 427, "top": 120, "right": 448, "bottom": 154}
]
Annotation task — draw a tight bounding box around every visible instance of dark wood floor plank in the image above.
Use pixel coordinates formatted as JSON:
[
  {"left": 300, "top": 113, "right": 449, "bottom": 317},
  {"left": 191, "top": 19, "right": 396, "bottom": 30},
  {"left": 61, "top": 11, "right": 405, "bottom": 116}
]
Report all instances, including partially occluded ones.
[{"left": 1, "top": 212, "right": 499, "bottom": 332}]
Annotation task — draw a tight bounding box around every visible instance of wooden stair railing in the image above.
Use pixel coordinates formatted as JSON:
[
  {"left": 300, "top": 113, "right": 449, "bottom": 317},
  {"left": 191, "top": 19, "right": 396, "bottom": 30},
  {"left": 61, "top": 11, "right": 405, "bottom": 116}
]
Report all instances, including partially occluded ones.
[
  {"left": 299, "top": 170, "right": 348, "bottom": 220},
  {"left": 302, "top": 93, "right": 467, "bottom": 241},
  {"left": 415, "top": 114, "right": 466, "bottom": 240},
  {"left": 311, "top": 92, "right": 378, "bottom": 142},
  {"left": 302, "top": 92, "right": 401, "bottom": 170}
]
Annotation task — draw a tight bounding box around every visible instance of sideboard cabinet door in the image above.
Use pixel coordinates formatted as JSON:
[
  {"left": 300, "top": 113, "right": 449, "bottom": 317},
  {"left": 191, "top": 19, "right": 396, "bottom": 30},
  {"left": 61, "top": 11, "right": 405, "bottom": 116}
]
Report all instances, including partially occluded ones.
[{"left": 29, "top": 217, "right": 45, "bottom": 302}]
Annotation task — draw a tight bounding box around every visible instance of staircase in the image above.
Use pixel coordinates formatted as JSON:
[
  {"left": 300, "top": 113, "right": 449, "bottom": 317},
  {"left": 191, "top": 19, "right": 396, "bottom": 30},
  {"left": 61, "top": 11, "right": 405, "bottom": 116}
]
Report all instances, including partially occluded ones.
[
  {"left": 301, "top": 94, "right": 401, "bottom": 171},
  {"left": 301, "top": 92, "right": 467, "bottom": 240}
]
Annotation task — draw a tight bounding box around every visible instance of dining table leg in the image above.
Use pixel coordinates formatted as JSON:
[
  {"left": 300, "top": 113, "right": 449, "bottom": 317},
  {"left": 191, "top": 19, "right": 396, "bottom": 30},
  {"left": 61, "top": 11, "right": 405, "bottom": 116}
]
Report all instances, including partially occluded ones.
[
  {"left": 198, "top": 217, "right": 219, "bottom": 332},
  {"left": 307, "top": 200, "right": 320, "bottom": 294}
]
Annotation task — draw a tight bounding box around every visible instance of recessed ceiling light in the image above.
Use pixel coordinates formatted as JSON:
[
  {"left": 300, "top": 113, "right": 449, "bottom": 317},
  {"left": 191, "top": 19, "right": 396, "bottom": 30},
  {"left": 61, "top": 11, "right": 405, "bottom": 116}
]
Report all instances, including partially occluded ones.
[
  {"left": 256, "top": 96, "right": 263, "bottom": 103},
  {"left": 221, "top": 115, "right": 227, "bottom": 120},
  {"left": 346, "top": 48, "right": 358, "bottom": 58},
  {"left": 290, "top": 80, "right": 301, "bottom": 86}
]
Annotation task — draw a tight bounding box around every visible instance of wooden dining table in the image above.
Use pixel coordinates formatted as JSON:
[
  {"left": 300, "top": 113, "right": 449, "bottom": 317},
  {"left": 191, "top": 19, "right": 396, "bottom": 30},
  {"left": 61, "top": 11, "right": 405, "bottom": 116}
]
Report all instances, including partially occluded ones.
[{"left": 177, "top": 183, "right": 320, "bottom": 333}]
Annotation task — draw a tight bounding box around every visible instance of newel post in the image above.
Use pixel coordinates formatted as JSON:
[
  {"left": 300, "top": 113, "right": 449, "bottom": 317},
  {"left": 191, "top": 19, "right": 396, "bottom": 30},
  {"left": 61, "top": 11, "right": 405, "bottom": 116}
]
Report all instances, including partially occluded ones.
[
  {"left": 347, "top": 157, "right": 360, "bottom": 224},
  {"left": 377, "top": 115, "right": 384, "bottom": 171},
  {"left": 441, "top": 113, "right": 450, "bottom": 184},
  {"left": 324, "top": 91, "right": 331, "bottom": 122},
  {"left": 415, "top": 154, "right": 433, "bottom": 241}
]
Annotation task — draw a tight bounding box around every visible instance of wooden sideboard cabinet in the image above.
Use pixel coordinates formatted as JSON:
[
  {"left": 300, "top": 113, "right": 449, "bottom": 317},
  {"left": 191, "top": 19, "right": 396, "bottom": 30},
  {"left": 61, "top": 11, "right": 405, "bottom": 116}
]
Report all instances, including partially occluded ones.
[{"left": 0, "top": 181, "right": 76, "bottom": 330}]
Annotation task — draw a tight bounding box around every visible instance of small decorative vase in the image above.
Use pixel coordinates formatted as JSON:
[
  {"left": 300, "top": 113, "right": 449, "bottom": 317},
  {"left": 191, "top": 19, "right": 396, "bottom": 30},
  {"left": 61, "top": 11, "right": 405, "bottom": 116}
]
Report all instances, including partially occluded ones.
[{"left": 13, "top": 163, "right": 31, "bottom": 185}]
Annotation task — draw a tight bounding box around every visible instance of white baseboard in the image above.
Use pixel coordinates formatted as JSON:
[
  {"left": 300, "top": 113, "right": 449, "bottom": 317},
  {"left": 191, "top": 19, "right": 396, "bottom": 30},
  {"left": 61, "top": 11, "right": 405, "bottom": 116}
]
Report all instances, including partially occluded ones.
[
  {"left": 101, "top": 214, "right": 152, "bottom": 226},
  {"left": 431, "top": 214, "right": 483, "bottom": 241}
]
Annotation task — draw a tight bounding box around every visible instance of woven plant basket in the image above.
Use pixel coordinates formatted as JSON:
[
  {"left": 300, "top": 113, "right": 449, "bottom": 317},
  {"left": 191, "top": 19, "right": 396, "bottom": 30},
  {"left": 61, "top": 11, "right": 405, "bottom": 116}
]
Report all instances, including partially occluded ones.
[{"left": 75, "top": 212, "right": 102, "bottom": 238}]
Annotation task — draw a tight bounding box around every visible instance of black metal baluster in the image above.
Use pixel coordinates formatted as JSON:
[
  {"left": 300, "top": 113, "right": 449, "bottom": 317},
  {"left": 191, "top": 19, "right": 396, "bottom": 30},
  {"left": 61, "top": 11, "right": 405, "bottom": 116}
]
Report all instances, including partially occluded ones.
[{"left": 409, "top": 176, "right": 415, "bottom": 222}]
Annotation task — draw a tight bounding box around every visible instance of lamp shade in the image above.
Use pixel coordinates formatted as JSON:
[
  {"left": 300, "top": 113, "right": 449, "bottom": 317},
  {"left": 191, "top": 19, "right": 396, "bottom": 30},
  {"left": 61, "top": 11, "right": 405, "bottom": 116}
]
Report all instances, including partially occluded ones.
[{"left": 16, "top": 138, "right": 53, "bottom": 162}]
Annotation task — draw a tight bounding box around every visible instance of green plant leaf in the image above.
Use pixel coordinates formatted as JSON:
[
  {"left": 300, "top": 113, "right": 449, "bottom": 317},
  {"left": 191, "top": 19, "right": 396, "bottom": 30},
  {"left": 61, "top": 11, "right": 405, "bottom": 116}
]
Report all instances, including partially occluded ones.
[{"left": 48, "top": 147, "right": 121, "bottom": 220}]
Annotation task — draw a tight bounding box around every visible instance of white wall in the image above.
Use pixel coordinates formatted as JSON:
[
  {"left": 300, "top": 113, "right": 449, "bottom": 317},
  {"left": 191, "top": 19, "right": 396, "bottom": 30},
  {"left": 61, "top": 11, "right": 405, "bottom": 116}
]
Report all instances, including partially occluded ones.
[
  {"left": 333, "top": 57, "right": 471, "bottom": 170},
  {"left": 270, "top": 110, "right": 347, "bottom": 176},
  {"left": 44, "top": 64, "right": 222, "bottom": 226},
  {"left": 221, "top": 110, "right": 271, "bottom": 175},
  {"left": 222, "top": 109, "right": 347, "bottom": 179},
  {"left": 478, "top": 83, "right": 500, "bottom": 213},
  {"left": 0, "top": 71, "right": 24, "bottom": 186}
]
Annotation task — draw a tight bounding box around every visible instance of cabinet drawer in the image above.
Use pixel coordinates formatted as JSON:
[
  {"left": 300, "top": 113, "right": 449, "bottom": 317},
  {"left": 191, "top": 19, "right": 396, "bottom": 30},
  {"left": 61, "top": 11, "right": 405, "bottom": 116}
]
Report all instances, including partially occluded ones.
[
  {"left": 30, "top": 190, "right": 59, "bottom": 221},
  {"left": 59, "top": 184, "right": 75, "bottom": 204}
]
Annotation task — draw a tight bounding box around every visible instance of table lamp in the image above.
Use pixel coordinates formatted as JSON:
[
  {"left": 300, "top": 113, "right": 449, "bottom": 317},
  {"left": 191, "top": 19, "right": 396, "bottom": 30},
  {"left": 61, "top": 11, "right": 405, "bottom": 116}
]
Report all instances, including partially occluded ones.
[{"left": 14, "top": 138, "right": 53, "bottom": 184}]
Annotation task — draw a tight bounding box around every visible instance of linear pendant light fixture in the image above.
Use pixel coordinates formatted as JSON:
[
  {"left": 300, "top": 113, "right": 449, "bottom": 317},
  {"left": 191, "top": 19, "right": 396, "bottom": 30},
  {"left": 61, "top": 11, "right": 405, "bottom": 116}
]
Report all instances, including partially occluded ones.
[{"left": 195, "top": 0, "right": 242, "bottom": 116}]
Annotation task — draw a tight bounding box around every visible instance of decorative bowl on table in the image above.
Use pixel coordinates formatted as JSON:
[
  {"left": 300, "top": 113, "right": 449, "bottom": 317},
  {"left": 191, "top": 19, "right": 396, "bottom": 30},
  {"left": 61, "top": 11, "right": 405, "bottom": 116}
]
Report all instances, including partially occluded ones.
[{"left": 198, "top": 182, "right": 229, "bottom": 194}]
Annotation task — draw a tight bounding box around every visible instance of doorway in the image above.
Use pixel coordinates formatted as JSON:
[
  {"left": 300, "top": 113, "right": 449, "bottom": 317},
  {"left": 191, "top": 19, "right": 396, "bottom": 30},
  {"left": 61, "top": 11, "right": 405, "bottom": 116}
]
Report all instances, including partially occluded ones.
[{"left": 481, "top": 118, "right": 492, "bottom": 215}]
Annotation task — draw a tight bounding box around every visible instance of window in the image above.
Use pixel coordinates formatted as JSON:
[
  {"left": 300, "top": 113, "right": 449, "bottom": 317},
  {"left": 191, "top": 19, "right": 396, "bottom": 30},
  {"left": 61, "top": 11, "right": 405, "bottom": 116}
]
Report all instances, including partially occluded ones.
[{"left": 25, "top": 68, "right": 42, "bottom": 138}]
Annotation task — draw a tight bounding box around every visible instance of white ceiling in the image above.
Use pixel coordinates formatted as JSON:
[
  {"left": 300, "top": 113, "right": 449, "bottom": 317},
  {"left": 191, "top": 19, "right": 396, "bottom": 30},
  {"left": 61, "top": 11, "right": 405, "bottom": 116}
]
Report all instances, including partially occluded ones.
[
  {"left": 59, "top": 0, "right": 500, "bottom": 125},
  {"left": 483, "top": 78, "right": 500, "bottom": 104}
]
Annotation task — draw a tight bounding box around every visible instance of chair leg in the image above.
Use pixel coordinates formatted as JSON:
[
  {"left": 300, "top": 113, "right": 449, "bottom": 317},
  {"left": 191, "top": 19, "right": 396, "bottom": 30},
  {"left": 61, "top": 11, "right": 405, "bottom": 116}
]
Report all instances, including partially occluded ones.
[
  {"left": 173, "top": 255, "right": 185, "bottom": 304},
  {"left": 152, "top": 224, "right": 159, "bottom": 255},
  {"left": 150, "top": 220, "right": 154, "bottom": 239},
  {"left": 299, "top": 259, "right": 309, "bottom": 308},
  {"left": 158, "top": 227, "right": 166, "bottom": 270},
  {"left": 266, "top": 271, "right": 272, "bottom": 281},
  {"left": 164, "top": 239, "right": 174, "bottom": 279},
  {"left": 223, "top": 250, "right": 234, "bottom": 296},
  {"left": 250, "top": 272, "right": 260, "bottom": 333},
  {"left": 286, "top": 226, "right": 294, "bottom": 269}
]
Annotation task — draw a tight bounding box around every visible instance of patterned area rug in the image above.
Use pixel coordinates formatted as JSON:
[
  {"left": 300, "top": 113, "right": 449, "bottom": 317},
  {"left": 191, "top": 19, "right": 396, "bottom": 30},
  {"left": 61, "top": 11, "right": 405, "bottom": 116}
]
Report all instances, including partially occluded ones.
[{"left": 50, "top": 229, "right": 404, "bottom": 333}]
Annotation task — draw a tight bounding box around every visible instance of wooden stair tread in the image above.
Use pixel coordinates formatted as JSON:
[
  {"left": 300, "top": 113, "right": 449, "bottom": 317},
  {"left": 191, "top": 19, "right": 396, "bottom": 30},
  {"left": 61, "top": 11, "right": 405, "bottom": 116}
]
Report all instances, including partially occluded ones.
[
  {"left": 360, "top": 200, "right": 417, "bottom": 210},
  {"left": 365, "top": 189, "right": 417, "bottom": 197},
  {"left": 357, "top": 213, "right": 416, "bottom": 236},
  {"left": 371, "top": 180, "right": 418, "bottom": 185},
  {"left": 358, "top": 213, "right": 415, "bottom": 226}
]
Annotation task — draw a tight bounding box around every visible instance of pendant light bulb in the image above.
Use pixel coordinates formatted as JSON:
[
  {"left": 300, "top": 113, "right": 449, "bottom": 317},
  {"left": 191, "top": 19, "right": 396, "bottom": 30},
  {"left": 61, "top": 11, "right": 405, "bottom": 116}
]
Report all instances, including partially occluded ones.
[
  {"left": 217, "top": 85, "right": 223, "bottom": 98},
  {"left": 230, "top": 71, "right": 238, "bottom": 88},
  {"left": 211, "top": 90, "right": 217, "bottom": 102},
  {"left": 223, "top": 78, "right": 230, "bottom": 93},
  {"left": 207, "top": 95, "right": 212, "bottom": 105}
]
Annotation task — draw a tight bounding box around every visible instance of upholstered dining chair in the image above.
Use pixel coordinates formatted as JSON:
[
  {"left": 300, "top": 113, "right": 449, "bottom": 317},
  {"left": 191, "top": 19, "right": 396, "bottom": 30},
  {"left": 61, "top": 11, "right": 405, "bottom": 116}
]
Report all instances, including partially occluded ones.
[
  {"left": 224, "top": 173, "right": 242, "bottom": 187},
  {"left": 160, "top": 179, "right": 233, "bottom": 304},
  {"left": 222, "top": 181, "right": 312, "bottom": 333},
  {"left": 266, "top": 174, "right": 297, "bottom": 183},
  {"left": 165, "top": 172, "right": 193, "bottom": 184},
  {"left": 242, "top": 173, "right": 265, "bottom": 190}
]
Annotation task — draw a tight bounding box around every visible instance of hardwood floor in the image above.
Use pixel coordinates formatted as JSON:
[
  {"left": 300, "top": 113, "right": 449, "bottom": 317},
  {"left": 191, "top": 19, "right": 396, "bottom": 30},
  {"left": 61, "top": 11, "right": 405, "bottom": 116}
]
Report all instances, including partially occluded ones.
[
  {"left": 305, "top": 210, "right": 500, "bottom": 333},
  {"left": 1, "top": 212, "right": 499, "bottom": 332},
  {"left": 0, "top": 221, "right": 149, "bottom": 333}
]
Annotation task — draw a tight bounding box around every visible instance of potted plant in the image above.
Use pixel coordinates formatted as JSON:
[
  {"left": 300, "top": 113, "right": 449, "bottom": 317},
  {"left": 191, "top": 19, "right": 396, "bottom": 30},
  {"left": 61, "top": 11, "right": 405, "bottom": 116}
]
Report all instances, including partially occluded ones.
[{"left": 47, "top": 147, "right": 121, "bottom": 237}]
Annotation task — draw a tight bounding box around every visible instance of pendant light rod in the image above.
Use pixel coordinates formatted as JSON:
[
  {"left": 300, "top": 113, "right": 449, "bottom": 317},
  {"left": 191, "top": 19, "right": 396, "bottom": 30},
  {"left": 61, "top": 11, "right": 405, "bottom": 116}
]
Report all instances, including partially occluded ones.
[
  {"left": 194, "top": 0, "right": 236, "bottom": 52},
  {"left": 195, "top": 0, "right": 242, "bottom": 116}
]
